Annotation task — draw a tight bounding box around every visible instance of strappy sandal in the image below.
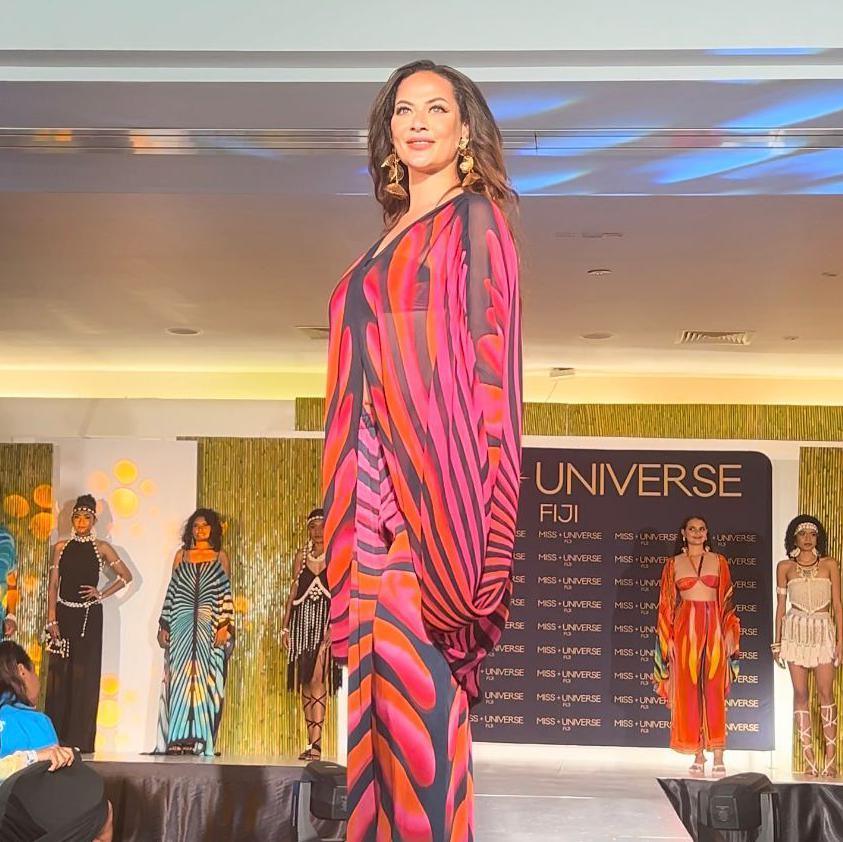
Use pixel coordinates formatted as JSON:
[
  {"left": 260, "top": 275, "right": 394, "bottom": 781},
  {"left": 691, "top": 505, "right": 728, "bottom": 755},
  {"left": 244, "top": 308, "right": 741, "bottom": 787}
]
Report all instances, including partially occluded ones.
[
  {"left": 795, "top": 709, "right": 818, "bottom": 776},
  {"left": 820, "top": 703, "right": 838, "bottom": 777},
  {"left": 298, "top": 690, "right": 327, "bottom": 761},
  {"left": 711, "top": 763, "right": 727, "bottom": 778},
  {"left": 688, "top": 759, "right": 706, "bottom": 776}
]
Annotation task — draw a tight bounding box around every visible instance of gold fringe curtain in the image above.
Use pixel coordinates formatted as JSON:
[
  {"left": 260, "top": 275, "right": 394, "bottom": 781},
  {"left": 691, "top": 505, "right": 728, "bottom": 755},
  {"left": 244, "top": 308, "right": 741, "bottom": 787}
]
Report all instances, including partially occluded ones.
[
  {"left": 194, "top": 437, "right": 334, "bottom": 757},
  {"left": 297, "top": 398, "right": 843, "bottom": 440},
  {"left": 0, "top": 444, "right": 54, "bottom": 680},
  {"left": 795, "top": 447, "right": 843, "bottom": 774}
]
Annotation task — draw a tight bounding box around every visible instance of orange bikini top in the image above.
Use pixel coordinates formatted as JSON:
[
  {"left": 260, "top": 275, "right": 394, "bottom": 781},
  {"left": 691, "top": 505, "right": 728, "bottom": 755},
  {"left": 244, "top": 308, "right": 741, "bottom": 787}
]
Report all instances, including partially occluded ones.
[{"left": 674, "top": 556, "right": 719, "bottom": 591}]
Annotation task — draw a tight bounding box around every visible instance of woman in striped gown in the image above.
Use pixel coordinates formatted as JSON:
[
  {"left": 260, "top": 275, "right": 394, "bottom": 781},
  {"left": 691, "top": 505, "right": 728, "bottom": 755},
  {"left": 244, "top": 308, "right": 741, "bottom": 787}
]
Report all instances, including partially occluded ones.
[
  {"left": 155, "top": 508, "right": 234, "bottom": 756},
  {"left": 323, "top": 61, "right": 522, "bottom": 841}
]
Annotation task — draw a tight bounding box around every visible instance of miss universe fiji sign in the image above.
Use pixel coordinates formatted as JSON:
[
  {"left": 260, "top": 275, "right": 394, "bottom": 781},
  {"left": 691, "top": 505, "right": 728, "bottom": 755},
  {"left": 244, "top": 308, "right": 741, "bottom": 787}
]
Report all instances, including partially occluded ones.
[{"left": 471, "top": 449, "right": 774, "bottom": 750}]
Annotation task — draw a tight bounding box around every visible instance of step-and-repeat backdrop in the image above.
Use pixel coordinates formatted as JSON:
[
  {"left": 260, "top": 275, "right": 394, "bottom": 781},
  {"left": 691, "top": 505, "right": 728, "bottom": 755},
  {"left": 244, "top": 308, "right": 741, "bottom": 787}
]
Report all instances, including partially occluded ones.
[{"left": 472, "top": 448, "right": 774, "bottom": 750}]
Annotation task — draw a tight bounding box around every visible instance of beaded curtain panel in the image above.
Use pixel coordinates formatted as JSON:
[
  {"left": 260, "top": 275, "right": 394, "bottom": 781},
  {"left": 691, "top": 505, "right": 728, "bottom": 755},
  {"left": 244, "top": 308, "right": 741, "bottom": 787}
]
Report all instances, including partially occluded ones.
[
  {"left": 0, "top": 444, "right": 54, "bottom": 681},
  {"left": 194, "top": 436, "right": 335, "bottom": 757}
]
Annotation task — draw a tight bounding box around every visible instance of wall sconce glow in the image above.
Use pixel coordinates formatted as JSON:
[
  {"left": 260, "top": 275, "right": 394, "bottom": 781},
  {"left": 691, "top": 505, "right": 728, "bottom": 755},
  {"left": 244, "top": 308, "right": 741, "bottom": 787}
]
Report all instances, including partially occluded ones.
[
  {"left": 720, "top": 86, "right": 843, "bottom": 129},
  {"left": 642, "top": 148, "right": 792, "bottom": 184},
  {"left": 486, "top": 94, "right": 577, "bottom": 123}
]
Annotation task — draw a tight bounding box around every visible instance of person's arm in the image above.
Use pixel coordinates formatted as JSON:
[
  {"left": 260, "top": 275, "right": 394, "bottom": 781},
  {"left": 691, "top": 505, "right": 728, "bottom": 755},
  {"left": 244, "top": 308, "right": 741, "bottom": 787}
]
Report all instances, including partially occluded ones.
[
  {"left": 46, "top": 542, "right": 64, "bottom": 641},
  {"left": 157, "top": 550, "right": 183, "bottom": 648},
  {"left": 3, "top": 571, "right": 19, "bottom": 637},
  {"left": 827, "top": 557, "right": 843, "bottom": 665},
  {"left": 213, "top": 550, "right": 234, "bottom": 647},
  {"left": 772, "top": 560, "right": 789, "bottom": 664},
  {"left": 79, "top": 542, "right": 132, "bottom": 602},
  {"left": 653, "top": 557, "right": 676, "bottom": 700},
  {"left": 281, "top": 550, "right": 304, "bottom": 650},
  {"left": 718, "top": 555, "right": 741, "bottom": 662},
  {"left": 218, "top": 549, "right": 231, "bottom": 579},
  {"left": 0, "top": 746, "right": 75, "bottom": 783}
]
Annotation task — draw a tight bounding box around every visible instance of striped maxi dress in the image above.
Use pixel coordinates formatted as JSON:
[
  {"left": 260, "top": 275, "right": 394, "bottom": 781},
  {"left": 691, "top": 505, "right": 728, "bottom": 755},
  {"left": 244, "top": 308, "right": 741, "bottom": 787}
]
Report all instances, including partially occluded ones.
[
  {"left": 155, "top": 554, "right": 234, "bottom": 757},
  {"left": 323, "top": 192, "right": 522, "bottom": 841}
]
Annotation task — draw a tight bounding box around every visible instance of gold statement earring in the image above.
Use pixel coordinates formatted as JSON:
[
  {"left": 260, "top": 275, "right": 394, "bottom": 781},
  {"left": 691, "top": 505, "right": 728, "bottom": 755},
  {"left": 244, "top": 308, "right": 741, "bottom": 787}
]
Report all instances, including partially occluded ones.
[
  {"left": 381, "top": 149, "right": 408, "bottom": 199},
  {"left": 458, "top": 136, "right": 481, "bottom": 188}
]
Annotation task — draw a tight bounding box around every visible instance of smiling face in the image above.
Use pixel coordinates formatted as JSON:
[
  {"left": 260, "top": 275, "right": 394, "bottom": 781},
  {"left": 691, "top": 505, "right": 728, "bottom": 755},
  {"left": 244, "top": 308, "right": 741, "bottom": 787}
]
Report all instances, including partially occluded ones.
[
  {"left": 682, "top": 518, "right": 708, "bottom": 551},
  {"left": 71, "top": 510, "right": 94, "bottom": 536},
  {"left": 390, "top": 71, "right": 467, "bottom": 180},
  {"left": 192, "top": 516, "right": 212, "bottom": 544}
]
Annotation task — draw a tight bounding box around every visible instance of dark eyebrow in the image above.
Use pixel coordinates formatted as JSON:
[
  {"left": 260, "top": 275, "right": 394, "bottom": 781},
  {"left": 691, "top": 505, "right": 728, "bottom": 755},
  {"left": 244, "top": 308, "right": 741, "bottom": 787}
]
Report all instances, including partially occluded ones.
[{"left": 394, "top": 97, "right": 451, "bottom": 107}]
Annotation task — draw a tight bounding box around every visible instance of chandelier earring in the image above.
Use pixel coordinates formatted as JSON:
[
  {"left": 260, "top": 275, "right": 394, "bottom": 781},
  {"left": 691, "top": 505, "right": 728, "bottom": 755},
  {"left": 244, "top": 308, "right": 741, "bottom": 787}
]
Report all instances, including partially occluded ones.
[
  {"left": 382, "top": 149, "right": 408, "bottom": 199},
  {"left": 458, "top": 136, "right": 481, "bottom": 188}
]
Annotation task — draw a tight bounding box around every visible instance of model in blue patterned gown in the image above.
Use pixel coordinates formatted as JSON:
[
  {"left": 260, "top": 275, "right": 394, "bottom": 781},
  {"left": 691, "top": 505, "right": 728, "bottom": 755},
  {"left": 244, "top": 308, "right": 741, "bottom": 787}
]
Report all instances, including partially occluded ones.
[{"left": 154, "top": 509, "right": 234, "bottom": 757}]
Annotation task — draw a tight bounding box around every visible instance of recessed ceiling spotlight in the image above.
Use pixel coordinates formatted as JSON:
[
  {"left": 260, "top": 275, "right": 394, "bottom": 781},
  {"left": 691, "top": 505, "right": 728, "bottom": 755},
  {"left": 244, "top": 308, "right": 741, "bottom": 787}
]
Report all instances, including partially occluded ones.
[
  {"left": 581, "top": 332, "right": 614, "bottom": 341},
  {"left": 821, "top": 271, "right": 838, "bottom": 278},
  {"left": 166, "top": 327, "right": 201, "bottom": 336},
  {"left": 783, "top": 335, "right": 799, "bottom": 341},
  {"left": 587, "top": 268, "right": 612, "bottom": 276},
  {"left": 549, "top": 367, "right": 576, "bottom": 378}
]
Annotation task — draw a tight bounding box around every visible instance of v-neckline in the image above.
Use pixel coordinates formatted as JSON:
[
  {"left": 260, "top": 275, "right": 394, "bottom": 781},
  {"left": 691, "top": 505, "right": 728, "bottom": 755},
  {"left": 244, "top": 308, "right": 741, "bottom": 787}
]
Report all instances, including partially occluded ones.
[{"left": 367, "top": 192, "right": 465, "bottom": 263}]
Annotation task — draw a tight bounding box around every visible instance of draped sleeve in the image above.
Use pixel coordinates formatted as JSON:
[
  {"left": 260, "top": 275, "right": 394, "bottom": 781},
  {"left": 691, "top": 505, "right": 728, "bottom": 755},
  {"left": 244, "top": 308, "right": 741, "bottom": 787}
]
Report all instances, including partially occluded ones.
[
  {"left": 419, "top": 193, "right": 522, "bottom": 702},
  {"left": 653, "top": 556, "right": 676, "bottom": 701},
  {"left": 718, "top": 554, "right": 741, "bottom": 688}
]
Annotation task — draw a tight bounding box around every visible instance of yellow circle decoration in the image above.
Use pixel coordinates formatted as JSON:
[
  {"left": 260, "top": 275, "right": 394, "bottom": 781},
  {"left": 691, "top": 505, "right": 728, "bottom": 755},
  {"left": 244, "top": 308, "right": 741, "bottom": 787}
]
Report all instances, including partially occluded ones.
[
  {"left": 32, "top": 484, "right": 53, "bottom": 510},
  {"left": 3, "top": 495, "right": 29, "bottom": 519},
  {"left": 29, "top": 512, "right": 55, "bottom": 540},
  {"left": 111, "top": 488, "right": 139, "bottom": 518},
  {"left": 139, "top": 479, "right": 158, "bottom": 497},
  {"left": 88, "top": 471, "right": 111, "bottom": 495},
  {"left": 113, "top": 460, "right": 138, "bottom": 485},
  {"left": 101, "top": 675, "right": 120, "bottom": 696},
  {"left": 97, "top": 699, "right": 120, "bottom": 729}
]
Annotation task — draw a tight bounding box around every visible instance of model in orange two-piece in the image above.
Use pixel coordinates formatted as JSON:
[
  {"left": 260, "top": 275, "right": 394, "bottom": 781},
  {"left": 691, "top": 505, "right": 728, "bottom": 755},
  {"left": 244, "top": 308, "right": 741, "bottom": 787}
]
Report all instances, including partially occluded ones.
[{"left": 654, "top": 515, "right": 741, "bottom": 777}]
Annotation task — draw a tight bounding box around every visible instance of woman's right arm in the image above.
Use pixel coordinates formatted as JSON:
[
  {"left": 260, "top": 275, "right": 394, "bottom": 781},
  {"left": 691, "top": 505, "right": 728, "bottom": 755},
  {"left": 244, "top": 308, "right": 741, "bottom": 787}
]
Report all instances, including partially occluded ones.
[
  {"left": 0, "top": 746, "right": 75, "bottom": 782},
  {"left": 281, "top": 550, "right": 303, "bottom": 649},
  {"left": 46, "top": 543, "right": 63, "bottom": 640},
  {"left": 653, "top": 557, "right": 676, "bottom": 700},
  {"left": 157, "top": 551, "right": 182, "bottom": 648},
  {"left": 773, "top": 560, "right": 789, "bottom": 661}
]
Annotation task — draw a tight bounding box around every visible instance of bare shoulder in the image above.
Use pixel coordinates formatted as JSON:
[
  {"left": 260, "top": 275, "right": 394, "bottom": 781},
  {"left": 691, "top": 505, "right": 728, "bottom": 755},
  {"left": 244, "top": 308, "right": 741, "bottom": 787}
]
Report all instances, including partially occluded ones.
[
  {"left": 822, "top": 556, "right": 839, "bottom": 572},
  {"left": 172, "top": 549, "right": 184, "bottom": 569},
  {"left": 776, "top": 558, "right": 794, "bottom": 571},
  {"left": 96, "top": 539, "right": 116, "bottom": 554}
]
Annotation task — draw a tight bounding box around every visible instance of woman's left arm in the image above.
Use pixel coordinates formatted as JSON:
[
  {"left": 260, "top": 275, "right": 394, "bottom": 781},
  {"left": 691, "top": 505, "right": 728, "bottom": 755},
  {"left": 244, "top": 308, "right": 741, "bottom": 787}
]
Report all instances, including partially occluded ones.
[
  {"left": 827, "top": 557, "right": 843, "bottom": 664},
  {"left": 80, "top": 542, "right": 132, "bottom": 602},
  {"left": 718, "top": 554, "right": 741, "bottom": 657}
]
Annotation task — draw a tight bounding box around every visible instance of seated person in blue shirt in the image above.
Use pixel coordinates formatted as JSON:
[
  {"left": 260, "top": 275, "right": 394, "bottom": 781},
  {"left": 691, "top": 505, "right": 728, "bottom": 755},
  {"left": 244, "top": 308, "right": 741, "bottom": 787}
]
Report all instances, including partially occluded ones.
[{"left": 0, "top": 641, "right": 113, "bottom": 841}]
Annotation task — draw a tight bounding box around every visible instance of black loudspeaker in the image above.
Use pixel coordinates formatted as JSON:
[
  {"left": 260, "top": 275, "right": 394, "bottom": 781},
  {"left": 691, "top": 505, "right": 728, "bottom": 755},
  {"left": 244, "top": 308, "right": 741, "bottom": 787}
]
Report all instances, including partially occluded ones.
[
  {"left": 294, "top": 761, "right": 347, "bottom": 842},
  {"left": 698, "top": 773, "right": 779, "bottom": 842}
]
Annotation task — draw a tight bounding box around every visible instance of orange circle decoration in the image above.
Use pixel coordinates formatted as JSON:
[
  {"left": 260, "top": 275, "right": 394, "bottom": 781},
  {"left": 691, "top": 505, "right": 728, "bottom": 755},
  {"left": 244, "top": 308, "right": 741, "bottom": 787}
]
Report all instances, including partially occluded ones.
[
  {"left": 88, "top": 471, "right": 110, "bottom": 495},
  {"left": 113, "top": 460, "right": 139, "bottom": 485},
  {"left": 139, "top": 479, "right": 158, "bottom": 497},
  {"left": 29, "top": 512, "right": 55, "bottom": 540},
  {"left": 101, "top": 675, "right": 120, "bottom": 696},
  {"left": 3, "top": 495, "right": 30, "bottom": 519},
  {"left": 110, "top": 488, "right": 139, "bottom": 519},
  {"left": 97, "top": 699, "right": 120, "bottom": 729},
  {"left": 32, "top": 484, "right": 53, "bottom": 510}
]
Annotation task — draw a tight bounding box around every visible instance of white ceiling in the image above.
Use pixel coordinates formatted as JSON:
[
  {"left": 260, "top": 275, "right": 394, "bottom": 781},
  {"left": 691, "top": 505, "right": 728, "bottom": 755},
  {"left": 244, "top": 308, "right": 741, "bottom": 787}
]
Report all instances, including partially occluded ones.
[{"left": 1, "top": 79, "right": 842, "bottom": 383}]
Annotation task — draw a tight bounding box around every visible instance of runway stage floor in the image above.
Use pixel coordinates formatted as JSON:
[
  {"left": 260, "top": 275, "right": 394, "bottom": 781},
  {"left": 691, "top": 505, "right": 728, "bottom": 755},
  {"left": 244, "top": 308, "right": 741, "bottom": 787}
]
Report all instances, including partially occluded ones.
[{"left": 87, "top": 745, "right": 842, "bottom": 841}]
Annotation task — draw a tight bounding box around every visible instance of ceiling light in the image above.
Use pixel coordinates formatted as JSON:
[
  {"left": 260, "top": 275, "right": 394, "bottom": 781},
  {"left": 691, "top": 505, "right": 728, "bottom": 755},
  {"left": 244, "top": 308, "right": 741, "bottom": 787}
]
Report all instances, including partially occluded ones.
[
  {"left": 296, "top": 325, "right": 330, "bottom": 340},
  {"left": 580, "top": 332, "right": 614, "bottom": 341},
  {"left": 783, "top": 335, "right": 799, "bottom": 341},
  {"left": 166, "top": 327, "right": 201, "bottom": 336},
  {"left": 821, "top": 271, "right": 838, "bottom": 278},
  {"left": 587, "top": 268, "right": 612, "bottom": 276},
  {"left": 549, "top": 367, "right": 576, "bottom": 378}
]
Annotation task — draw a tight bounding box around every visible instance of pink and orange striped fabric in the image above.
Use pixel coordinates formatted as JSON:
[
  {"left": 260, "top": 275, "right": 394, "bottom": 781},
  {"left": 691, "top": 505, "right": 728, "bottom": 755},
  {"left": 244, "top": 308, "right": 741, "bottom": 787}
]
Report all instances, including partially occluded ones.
[{"left": 323, "top": 191, "right": 522, "bottom": 839}]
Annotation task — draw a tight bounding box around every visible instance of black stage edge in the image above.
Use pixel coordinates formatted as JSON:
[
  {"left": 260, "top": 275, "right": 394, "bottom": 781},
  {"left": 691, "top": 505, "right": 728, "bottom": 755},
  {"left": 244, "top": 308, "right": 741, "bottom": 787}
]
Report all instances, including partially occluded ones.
[
  {"left": 91, "top": 759, "right": 337, "bottom": 842},
  {"left": 660, "top": 777, "right": 843, "bottom": 842}
]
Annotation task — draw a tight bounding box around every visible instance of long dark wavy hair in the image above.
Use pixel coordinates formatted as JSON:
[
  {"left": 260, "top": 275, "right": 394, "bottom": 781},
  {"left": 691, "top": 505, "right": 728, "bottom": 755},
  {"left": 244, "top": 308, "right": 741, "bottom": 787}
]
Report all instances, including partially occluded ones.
[
  {"left": 785, "top": 514, "right": 828, "bottom": 557},
  {"left": 368, "top": 59, "right": 518, "bottom": 229},
  {"left": 0, "top": 641, "right": 34, "bottom": 705},
  {"left": 672, "top": 514, "right": 716, "bottom": 556},
  {"left": 181, "top": 508, "right": 223, "bottom": 551}
]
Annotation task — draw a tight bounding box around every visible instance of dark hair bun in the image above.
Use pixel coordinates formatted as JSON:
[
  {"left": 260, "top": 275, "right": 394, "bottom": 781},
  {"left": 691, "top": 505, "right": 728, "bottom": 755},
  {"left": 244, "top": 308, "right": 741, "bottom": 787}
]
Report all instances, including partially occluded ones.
[{"left": 75, "top": 494, "right": 96, "bottom": 510}]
